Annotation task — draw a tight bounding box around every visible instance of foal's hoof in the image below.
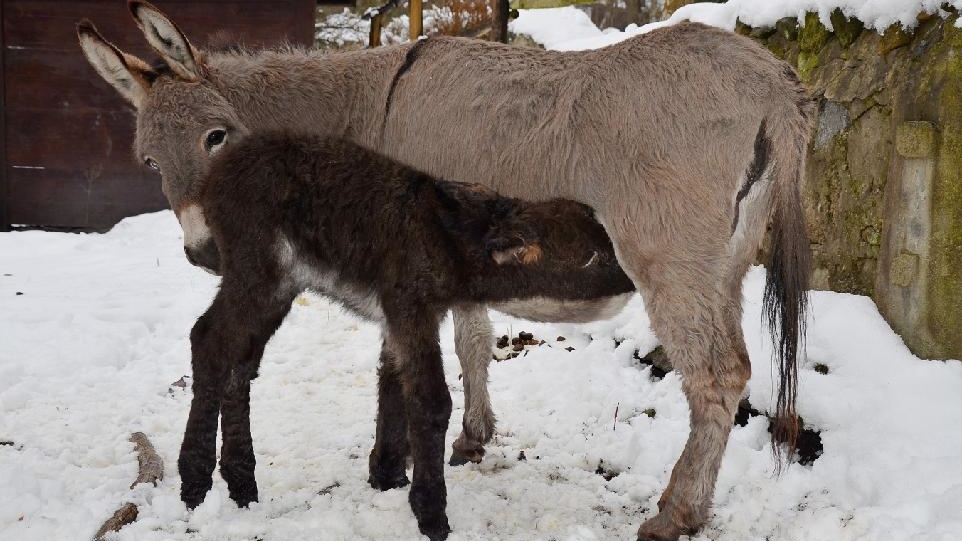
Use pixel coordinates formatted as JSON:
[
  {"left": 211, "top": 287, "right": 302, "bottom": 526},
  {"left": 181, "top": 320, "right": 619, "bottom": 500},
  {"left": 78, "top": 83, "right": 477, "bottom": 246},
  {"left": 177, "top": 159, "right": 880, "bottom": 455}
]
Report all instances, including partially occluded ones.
[
  {"left": 368, "top": 470, "right": 410, "bottom": 491},
  {"left": 410, "top": 483, "right": 450, "bottom": 541},
  {"left": 180, "top": 478, "right": 214, "bottom": 510},
  {"left": 419, "top": 522, "right": 452, "bottom": 541},
  {"left": 228, "top": 489, "right": 259, "bottom": 508}
]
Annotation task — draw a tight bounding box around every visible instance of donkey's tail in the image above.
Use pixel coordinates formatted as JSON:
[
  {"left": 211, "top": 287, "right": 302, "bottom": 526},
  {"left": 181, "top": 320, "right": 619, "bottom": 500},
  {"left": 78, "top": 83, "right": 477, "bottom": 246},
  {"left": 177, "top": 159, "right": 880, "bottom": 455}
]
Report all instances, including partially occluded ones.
[{"left": 764, "top": 93, "right": 813, "bottom": 468}]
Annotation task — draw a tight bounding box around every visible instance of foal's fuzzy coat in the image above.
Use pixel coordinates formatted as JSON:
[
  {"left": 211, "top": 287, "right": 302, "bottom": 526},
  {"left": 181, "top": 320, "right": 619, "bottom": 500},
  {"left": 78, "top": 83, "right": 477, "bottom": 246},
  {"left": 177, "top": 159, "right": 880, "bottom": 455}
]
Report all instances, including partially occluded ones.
[{"left": 186, "top": 132, "right": 634, "bottom": 540}]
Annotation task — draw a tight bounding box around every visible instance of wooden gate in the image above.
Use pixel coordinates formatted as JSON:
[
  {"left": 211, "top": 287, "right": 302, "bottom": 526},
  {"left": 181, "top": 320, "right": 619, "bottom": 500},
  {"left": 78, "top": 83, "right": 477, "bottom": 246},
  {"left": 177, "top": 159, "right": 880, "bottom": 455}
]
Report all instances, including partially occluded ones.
[{"left": 0, "top": 0, "right": 317, "bottom": 230}]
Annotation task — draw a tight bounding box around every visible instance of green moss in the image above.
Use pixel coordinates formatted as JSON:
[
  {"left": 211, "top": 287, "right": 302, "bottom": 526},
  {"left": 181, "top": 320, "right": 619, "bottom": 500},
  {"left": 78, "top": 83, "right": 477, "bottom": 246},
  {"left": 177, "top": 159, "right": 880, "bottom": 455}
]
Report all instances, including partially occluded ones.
[
  {"left": 896, "top": 121, "right": 937, "bottom": 158},
  {"left": 799, "top": 12, "right": 829, "bottom": 54},
  {"left": 829, "top": 8, "right": 863, "bottom": 48},
  {"left": 929, "top": 66, "right": 962, "bottom": 357}
]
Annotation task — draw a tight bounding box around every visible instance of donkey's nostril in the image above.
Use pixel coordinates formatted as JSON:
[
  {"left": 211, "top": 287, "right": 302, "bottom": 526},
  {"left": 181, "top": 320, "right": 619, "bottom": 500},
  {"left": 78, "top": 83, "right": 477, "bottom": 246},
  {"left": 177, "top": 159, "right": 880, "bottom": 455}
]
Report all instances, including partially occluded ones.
[{"left": 184, "top": 246, "right": 198, "bottom": 266}]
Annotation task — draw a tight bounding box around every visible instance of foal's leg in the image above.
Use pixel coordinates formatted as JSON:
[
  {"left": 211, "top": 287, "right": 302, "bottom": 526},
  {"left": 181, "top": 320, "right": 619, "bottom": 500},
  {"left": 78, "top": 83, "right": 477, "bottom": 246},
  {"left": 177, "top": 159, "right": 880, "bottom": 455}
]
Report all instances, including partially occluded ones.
[
  {"left": 450, "top": 304, "right": 497, "bottom": 466},
  {"left": 369, "top": 345, "right": 411, "bottom": 490},
  {"left": 384, "top": 308, "right": 453, "bottom": 541},
  {"left": 219, "top": 303, "right": 289, "bottom": 507},
  {"left": 180, "top": 277, "right": 294, "bottom": 508},
  {"left": 634, "top": 268, "right": 750, "bottom": 541}
]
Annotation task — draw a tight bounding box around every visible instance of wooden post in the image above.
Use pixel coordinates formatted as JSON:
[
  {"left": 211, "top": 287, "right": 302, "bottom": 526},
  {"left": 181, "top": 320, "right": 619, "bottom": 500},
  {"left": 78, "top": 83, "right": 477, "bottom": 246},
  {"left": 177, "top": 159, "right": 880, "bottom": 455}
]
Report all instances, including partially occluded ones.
[
  {"left": 491, "top": 0, "right": 509, "bottom": 43},
  {"left": 409, "top": 0, "right": 423, "bottom": 40},
  {"left": 369, "top": 13, "right": 383, "bottom": 47}
]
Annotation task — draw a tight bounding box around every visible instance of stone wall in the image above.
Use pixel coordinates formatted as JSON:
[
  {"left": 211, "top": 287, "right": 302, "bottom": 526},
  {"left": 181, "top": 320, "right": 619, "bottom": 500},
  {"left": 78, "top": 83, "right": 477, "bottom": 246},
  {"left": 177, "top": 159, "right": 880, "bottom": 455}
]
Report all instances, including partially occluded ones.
[{"left": 737, "top": 11, "right": 962, "bottom": 360}]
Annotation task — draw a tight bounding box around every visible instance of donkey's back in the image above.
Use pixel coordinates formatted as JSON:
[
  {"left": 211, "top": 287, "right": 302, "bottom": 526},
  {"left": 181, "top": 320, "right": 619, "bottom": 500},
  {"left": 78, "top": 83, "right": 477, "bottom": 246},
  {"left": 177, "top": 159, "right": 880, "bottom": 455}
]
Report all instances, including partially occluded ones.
[{"left": 383, "top": 24, "right": 809, "bottom": 211}]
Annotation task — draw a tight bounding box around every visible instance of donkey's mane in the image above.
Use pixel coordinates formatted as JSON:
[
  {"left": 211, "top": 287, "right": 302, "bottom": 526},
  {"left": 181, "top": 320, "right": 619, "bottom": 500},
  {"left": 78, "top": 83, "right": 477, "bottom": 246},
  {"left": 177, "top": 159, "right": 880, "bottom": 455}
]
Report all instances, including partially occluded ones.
[{"left": 144, "top": 36, "right": 318, "bottom": 83}]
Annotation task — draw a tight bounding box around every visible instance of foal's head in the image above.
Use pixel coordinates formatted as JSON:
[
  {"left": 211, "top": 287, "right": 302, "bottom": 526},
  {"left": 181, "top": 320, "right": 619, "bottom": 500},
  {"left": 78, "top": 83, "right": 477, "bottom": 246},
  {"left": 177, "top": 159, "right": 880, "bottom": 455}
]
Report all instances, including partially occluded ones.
[{"left": 78, "top": 2, "right": 240, "bottom": 272}]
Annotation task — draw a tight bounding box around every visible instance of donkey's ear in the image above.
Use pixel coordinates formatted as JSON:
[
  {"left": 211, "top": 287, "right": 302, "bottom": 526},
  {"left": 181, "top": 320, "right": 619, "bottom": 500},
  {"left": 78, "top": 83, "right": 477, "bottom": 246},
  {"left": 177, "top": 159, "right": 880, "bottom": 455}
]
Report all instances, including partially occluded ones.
[
  {"left": 128, "top": 1, "right": 204, "bottom": 80},
  {"left": 77, "top": 20, "right": 153, "bottom": 108}
]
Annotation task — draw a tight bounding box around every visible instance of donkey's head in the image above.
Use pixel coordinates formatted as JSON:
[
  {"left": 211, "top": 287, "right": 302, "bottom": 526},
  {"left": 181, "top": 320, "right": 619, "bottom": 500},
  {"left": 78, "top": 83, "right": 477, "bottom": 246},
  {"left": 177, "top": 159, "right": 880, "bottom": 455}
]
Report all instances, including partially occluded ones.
[{"left": 78, "top": 1, "right": 242, "bottom": 273}]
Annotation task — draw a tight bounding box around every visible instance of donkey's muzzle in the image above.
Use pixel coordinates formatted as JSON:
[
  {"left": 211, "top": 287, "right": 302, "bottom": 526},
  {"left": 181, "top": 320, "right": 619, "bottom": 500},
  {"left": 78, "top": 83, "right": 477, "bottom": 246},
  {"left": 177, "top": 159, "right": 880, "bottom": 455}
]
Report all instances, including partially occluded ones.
[{"left": 185, "top": 240, "right": 222, "bottom": 276}]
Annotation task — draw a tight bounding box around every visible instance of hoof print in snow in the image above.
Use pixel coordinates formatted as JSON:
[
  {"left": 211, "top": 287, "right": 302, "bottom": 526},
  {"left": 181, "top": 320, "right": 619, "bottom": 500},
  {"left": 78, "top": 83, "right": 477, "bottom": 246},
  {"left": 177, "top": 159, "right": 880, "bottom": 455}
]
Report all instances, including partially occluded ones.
[
  {"left": 595, "top": 460, "right": 620, "bottom": 481},
  {"left": 15, "top": 292, "right": 23, "bottom": 296},
  {"left": 735, "top": 399, "right": 823, "bottom": 465},
  {"left": 634, "top": 346, "right": 673, "bottom": 380}
]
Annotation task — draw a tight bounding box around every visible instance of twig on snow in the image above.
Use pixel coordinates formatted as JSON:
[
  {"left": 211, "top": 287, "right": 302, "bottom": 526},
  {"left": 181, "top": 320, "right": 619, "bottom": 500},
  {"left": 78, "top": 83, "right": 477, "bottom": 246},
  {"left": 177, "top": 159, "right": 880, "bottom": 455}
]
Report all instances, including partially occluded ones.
[{"left": 92, "top": 432, "right": 165, "bottom": 541}]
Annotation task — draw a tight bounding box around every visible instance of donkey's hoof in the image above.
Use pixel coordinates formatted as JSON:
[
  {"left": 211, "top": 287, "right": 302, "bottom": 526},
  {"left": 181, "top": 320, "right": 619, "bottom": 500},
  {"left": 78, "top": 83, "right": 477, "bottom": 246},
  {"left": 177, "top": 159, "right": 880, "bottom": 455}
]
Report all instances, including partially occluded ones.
[
  {"left": 180, "top": 486, "right": 210, "bottom": 510},
  {"left": 368, "top": 471, "right": 410, "bottom": 491},
  {"left": 228, "top": 489, "right": 259, "bottom": 508},
  {"left": 180, "top": 481, "right": 214, "bottom": 509},
  {"left": 420, "top": 522, "right": 452, "bottom": 541},
  {"left": 449, "top": 445, "right": 484, "bottom": 466},
  {"left": 450, "top": 435, "right": 485, "bottom": 466},
  {"left": 410, "top": 483, "right": 450, "bottom": 541},
  {"left": 637, "top": 511, "right": 695, "bottom": 541}
]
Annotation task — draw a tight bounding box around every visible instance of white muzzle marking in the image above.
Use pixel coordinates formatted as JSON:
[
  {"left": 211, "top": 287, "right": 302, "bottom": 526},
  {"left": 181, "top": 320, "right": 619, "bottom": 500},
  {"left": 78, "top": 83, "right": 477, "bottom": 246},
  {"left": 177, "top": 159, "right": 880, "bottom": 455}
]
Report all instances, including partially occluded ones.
[{"left": 177, "top": 203, "right": 212, "bottom": 250}]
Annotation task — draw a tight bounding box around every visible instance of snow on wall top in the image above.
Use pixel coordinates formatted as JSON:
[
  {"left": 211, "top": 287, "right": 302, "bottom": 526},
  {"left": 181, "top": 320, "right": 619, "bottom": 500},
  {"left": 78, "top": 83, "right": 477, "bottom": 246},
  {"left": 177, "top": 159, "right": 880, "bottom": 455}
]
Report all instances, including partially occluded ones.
[{"left": 511, "top": 0, "right": 962, "bottom": 52}]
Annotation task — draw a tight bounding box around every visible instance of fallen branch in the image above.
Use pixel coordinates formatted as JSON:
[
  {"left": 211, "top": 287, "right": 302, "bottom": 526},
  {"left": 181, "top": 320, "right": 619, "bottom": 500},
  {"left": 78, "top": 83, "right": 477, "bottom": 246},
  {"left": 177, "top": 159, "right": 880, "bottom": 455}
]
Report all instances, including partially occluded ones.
[
  {"left": 92, "top": 432, "right": 165, "bottom": 541},
  {"left": 92, "top": 504, "right": 138, "bottom": 541}
]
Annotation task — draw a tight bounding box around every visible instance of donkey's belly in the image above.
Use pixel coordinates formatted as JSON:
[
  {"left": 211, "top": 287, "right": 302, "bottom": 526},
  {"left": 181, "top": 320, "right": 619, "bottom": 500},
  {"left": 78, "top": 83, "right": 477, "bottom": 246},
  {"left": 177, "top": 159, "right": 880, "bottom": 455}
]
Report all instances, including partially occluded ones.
[{"left": 490, "top": 293, "right": 632, "bottom": 323}]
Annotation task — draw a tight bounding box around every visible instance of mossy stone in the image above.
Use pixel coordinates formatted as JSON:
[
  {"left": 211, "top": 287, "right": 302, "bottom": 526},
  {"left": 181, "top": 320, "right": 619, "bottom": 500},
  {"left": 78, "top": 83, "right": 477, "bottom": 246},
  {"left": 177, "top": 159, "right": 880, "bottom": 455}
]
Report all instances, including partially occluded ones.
[
  {"left": 775, "top": 16, "right": 799, "bottom": 41},
  {"left": 878, "top": 23, "right": 912, "bottom": 54},
  {"left": 829, "top": 8, "right": 863, "bottom": 48},
  {"left": 896, "top": 121, "right": 938, "bottom": 158}
]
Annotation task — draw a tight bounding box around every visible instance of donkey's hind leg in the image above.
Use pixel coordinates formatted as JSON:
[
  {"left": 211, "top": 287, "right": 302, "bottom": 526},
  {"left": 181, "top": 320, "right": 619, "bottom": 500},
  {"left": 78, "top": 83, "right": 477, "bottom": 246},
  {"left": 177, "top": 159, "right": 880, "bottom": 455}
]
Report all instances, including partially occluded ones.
[
  {"left": 450, "top": 304, "right": 497, "bottom": 466},
  {"left": 384, "top": 306, "right": 453, "bottom": 541},
  {"left": 635, "top": 266, "right": 750, "bottom": 541},
  {"left": 369, "top": 344, "right": 411, "bottom": 490}
]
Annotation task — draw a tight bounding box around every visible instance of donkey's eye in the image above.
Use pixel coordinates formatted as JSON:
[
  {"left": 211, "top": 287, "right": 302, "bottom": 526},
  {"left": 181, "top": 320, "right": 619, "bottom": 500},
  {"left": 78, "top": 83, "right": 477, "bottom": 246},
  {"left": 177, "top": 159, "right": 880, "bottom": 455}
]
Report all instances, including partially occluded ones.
[
  {"left": 144, "top": 157, "right": 160, "bottom": 172},
  {"left": 204, "top": 129, "right": 228, "bottom": 154}
]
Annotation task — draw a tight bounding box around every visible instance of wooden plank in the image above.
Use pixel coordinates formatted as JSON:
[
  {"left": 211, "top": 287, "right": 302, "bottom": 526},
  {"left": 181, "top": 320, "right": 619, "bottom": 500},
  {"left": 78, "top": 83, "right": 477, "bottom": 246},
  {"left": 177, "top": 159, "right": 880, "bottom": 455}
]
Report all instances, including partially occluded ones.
[
  {"left": 2, "top": 0, "right": 316, "bottom": 229},
  {"left": 7, "top": 167, "right": 165, "bottom": 229},
  {"left": 4, "top": 0, "right": 314, "bottom": 51},
  {"left": 0, "top": 0, "right": 7, "bottom": 230},
  {"left": 5, "top": 108, "right": 138, "bottom": 172}
]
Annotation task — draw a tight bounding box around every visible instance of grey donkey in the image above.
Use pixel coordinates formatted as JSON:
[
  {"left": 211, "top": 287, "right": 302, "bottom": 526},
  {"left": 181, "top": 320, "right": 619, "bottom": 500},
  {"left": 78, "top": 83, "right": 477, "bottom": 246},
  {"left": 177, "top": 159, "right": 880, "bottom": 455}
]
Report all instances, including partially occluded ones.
[{"left": 78, "top": 2, "right": 812, "bottom": 539}]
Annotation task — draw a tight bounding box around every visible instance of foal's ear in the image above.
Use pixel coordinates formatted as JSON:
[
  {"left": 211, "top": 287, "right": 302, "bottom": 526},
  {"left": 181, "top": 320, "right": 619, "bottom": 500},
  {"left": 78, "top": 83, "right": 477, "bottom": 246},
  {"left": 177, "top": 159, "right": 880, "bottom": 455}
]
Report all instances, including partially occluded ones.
[
  {"left": 77, "top": 20, "right": 153, "bottom": 108},
  {"left": 128, "top": 0, "right": 204, "bottom": 81}
]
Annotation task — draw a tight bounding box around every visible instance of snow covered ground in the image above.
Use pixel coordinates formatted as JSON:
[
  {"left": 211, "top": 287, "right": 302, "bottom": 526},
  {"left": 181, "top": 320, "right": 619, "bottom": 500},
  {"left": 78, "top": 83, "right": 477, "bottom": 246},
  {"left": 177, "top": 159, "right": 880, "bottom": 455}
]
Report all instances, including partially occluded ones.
[
  {"left": 4, "top": 3, "right": 962, "bottom": 540},
  {"left": 2, "top": 208, "right": 961, "bottom": 541}
]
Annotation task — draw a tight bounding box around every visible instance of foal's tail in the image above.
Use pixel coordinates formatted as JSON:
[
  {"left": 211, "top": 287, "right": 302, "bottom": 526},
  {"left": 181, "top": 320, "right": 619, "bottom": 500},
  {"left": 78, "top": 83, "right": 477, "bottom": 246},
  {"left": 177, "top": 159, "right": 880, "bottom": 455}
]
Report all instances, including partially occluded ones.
[{"left": 764, "top": 93, "right": 813, "bottom": 468}]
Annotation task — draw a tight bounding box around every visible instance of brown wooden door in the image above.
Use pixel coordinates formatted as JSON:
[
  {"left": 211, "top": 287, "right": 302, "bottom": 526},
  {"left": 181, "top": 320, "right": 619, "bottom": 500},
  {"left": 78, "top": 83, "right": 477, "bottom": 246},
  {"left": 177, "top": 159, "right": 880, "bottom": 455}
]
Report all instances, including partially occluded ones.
[{"left": 0, "top": 0, "right": 317, "bottom": 230}]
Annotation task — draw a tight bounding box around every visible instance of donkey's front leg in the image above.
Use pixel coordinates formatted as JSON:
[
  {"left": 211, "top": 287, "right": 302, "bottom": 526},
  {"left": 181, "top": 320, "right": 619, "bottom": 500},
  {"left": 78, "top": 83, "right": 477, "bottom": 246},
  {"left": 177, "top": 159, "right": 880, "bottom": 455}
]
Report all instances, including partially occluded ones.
[
  {"left": 385, "top": 308, "right": 452, "bottom": 541},
  {"left": 369, "top": 345, "right": 411, "bottom": 491},
  {"left": 219, "top": 376, "right": 257, "bottom": 506},
  {"left": 450, "top": 304, "right": 496, "bottom": 466},
  {"left": 181, "top": 279, "right": 294, "bottom": 509},
  {"left": 180, "top": 306, "right": 229, "bottom": 508}
]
